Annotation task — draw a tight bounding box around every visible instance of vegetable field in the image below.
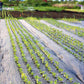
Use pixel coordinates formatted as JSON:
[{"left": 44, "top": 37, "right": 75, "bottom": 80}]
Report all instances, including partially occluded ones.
[{"left": 0, "top": 16, "right": 84, "bottom": 84}]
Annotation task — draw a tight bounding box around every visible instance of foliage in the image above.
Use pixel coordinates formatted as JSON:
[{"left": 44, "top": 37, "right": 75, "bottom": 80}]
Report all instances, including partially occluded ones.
[
  {"left": 34, "top": 6, "right": 64, "bottom": 12},
  {"left": 78, "top": 1, "right": 84, "bottom": 5}
]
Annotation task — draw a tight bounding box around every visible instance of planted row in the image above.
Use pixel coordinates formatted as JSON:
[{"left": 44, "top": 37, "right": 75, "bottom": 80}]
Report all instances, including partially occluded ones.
[
  {"left": 6, "top": 18, "right": 32, "bottom": 84},
  {"left": 7, "top": 18, "right": 43, "bottom": 84},
  {"left": 43, "top": 18, "right": 84, "bottom": 37},
  {"left": 25, "top": 18, "right": 84, "bottom": 62},
  {"left": 10, "top": 17, "right": 80, "bottom": 84}
]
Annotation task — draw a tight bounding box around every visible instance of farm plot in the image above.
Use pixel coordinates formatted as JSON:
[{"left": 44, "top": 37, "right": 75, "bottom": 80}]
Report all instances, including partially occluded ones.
[
  {"left": 25, "top": 17, "right": 84, "bottom": 62},
  {"left": 57, "top": 20, "right": 84, "bottom": 29},
  {"left": 5, "top": 16, "right": 83, "bottom": 84},
  {"left": 42, "top": 18, "right": 84, "bottom": 37},
  {"left": 0, "top": 19, "right": 23, "bottom": 84},
  {"left": 40, "top": 20, "right": 84, "bottom": 43}
]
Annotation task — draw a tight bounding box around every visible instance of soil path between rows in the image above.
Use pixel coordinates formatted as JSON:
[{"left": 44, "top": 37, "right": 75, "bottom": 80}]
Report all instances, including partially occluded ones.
[
  {"left": 0, "top": 19, "right": 23, "bottom": 84},
  {"left": 40, "top": 20, "right": 84, "bottom": 43},
  {"left": 57, "top": 20, "right": 84, "bottom": 28},
  {"left": 19, "top": 20, "right": 84, "bottom": 83}
]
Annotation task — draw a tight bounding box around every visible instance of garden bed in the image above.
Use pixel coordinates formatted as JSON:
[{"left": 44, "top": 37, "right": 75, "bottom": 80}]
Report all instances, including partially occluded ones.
[
  {"left": 7, "top": 10, "right": 84, "bottom": 19},
  {"left": 20, "top": 19, "right": 84, "bottom": 83},
  {"left": 0, "top": 16, "right": 84, "bottom": 84},
  {"left": 0, "top": 19, "right": 23, "bottom": 84},
  {"left": 1, "top": 16, "right": 83, "bottom": 84}
]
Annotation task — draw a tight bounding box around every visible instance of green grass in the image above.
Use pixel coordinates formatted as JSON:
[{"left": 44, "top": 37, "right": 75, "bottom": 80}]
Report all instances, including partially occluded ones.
[
  {"left": 34, "top": 6, "right": 64, "bottom": 12},
  {"left": 65, "top": 9, "right": 84, "bottom": 12}
]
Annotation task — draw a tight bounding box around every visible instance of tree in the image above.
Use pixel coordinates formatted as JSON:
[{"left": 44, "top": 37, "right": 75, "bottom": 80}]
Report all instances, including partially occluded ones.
[
  {"left": 16, "top": 0, "right": 19, "bottom": 6},
  {"left": 1, "top": 0, "right": 9, "bottom": 2}
]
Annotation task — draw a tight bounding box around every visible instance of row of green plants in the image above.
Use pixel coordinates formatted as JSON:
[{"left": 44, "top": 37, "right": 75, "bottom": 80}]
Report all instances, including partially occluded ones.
[
  {"left": 43, "top": 18, "right": 84, "bottom": 37},
  {"left": 10, "top": 17, "right": 80, "bottom": 84},
  {"left": 25, "top": 18, "right": 84, "bottom": 62},
  {"left": 34, "top": 7, "right": 64, "bottom": 12},
  {"left": 5, "top": 18, "right": 32, "bottom": 84},
  {"left": 60, "top": 18, "right": 80, "bottom": 23},
  {"left": 7, "top": 18, "right": 43, "bottom": 84},
  {"left": 10, "top": 17, "right": 60, "bottom": 84},
  {"left": 10, "top": 17, "right": 59, "bottom": 84}
]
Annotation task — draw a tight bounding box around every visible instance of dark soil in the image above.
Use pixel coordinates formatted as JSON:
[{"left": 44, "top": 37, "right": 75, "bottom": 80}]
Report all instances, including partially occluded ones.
[{"left": 7, "top": 10, "right": 84, "bottom": 19}]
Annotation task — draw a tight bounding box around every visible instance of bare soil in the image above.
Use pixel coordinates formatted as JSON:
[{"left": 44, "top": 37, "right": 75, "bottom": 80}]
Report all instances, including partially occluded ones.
[{"left": 7, "top": 11, "right": 84, "bottom": 19}]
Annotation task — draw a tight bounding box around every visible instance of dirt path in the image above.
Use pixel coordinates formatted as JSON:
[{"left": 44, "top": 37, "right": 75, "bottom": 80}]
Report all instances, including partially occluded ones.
[
  {"left": 40, "top": 20, "right": 84, "bottom": 43},
  {"left": 0, "top": 19, "right": 23, "bottom": 84},
  {"left": 57, "top": 20, "right": 84, "bottom": 28},
  {"left": 20, "top": 20, "right": 84, "bottom": 83}
]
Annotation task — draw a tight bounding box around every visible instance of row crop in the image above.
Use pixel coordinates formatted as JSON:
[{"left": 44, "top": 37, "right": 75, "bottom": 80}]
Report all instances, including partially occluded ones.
[
  {"left": 25, "top": 18, "right": 84, "bottom": 62},
  {"left": 8, "top": 17, "right": 81, "bottom": 84},
  {"left": 43, "top": 18, "right": 84, "bottom": 37},
  {"left": 5, "top": 18, "right": 32, "bottom": 84}
]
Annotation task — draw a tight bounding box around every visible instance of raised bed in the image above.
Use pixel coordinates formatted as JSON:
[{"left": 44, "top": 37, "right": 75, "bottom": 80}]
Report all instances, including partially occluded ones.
[
  {"left": 5, "top": 17, "right": 83, "bottom": 84},
  {"left": 6, "top": 10, "right": 84, "bottom": 19}
]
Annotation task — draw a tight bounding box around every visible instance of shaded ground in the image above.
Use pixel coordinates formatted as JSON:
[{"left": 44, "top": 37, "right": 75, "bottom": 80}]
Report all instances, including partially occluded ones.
[
  {"left": 19, "top": 20, "right": 84, "bottom": 83},
  {"left": 0, "top": 19, "right": 23, "bottom": 84}
]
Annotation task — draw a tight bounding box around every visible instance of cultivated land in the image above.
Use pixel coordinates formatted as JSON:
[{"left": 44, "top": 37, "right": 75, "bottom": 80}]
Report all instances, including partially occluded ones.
[{"left": 0, "top": 17, "right": 84, "bottom": 84}]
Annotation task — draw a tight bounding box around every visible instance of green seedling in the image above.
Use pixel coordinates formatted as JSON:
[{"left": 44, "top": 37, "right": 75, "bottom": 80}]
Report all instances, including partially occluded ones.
[
  {"left": 34, "top": 75, "right": 41, "bottom": 84},
  {"left": 54, "top": 80, "right": 57, "bottom": 84},
  {"left": 14, "top": 56, "right": 19, "bottom": 63},
  {"left": 50, "top": 81, "right": 53, "bottom": 84},
  {"left": 26, "top": 64, "right": 30, "bottom": 68},
  {"left": 19, "top": 68, "right": 23, "bottom": 74},
  {"left": 69, "top": 78, "right": 73, "bottom": 82},
  {"left": 30, "top": 72, "right": 34, "bottom": 76},
  {"left": 17, "top": 63, "right": 21, "bottom": 68},
  {"left": 52, "top": 72, "right": 56, "bottom": 78}
]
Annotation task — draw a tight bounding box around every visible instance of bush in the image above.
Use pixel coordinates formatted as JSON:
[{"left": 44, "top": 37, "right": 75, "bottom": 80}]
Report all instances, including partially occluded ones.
[
  {"left": 78, "top": 1, "right": 84, "bottom": 5},
  {"left": 34, "top": 6, "right": 64, "bottom": 12}
]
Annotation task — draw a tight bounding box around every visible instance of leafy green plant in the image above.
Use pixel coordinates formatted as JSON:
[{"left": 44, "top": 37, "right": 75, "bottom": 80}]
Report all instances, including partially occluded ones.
[
  {"left": 30, "top": 72, "right": 34, "bottom": 76},
  {"left": 69, "top": 78, "right": 73, "bottom": 82},
  {"left": 57, "top": 76, "right": 63, "bottom": 82},
  {"left": 50, "top": 81, "right": 53, "bottom": 84},
  {"left": 14, "top": 56, "right": 19, "bottom": 63},
  {"left": 42, "top": 74, "right": 47, "bottom": 78},
  {"left": 58, "top": 68, "right": 63, "bottom": 73},
  {"left": 27, "top": 67, "right": 32, "bottom": 73},
  {"left": 23, "top": 57, "right": 27, "bottom": 63},
  {"left": 34, "top": 75, "right": 41, "bottom": 84},
  {"left": 26, "top": 64, "right": 30, "bottom": 68},
  {"left": 40, "top": 70, "right": 45, "bottom": 75},
  {"left": 45, "top": 61, "right": 48, "bottom": 68},
  {"left": 52, "top": 72, "right": 56, "bottom": 78},
  {"left": 19, "top": 68, "right": 23, "bottom": 74},
  {"left": 54, "top": 80, "right": 57, "bottom": 84},
  {"left": 47, "top": 66, "right": 51, "bottom": 73},
  {"left": 17, "top": 63, "right": 21, "bottom": 68}
]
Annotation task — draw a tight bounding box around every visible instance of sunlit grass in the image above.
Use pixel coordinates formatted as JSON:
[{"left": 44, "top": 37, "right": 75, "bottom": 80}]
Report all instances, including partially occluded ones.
[{"left": 65, "top": 9, "right": 84, "bottom": 12}]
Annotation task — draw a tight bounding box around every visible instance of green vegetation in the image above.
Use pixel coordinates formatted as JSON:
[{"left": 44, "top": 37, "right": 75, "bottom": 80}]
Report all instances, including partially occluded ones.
[
  {"left": 43, "top": 18, "right": 84, "bottom": 37},
  {"left": 34, "top": 6, "right": 64, "bottom": 12},
  {"left": 65, "top": 9, "right": 84, "bottom": 13},
  {"left": 25, "top": 17, "right": 84, "bottom": 62},
  {"left": 5, "top": 18, "right": 32, "bottom": 84},
  {"left": 5, "top": 16, "right": 81, "bottom": 84},
  {"left": 61, "top": 18, "right": 80, "bottom": 23}
]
